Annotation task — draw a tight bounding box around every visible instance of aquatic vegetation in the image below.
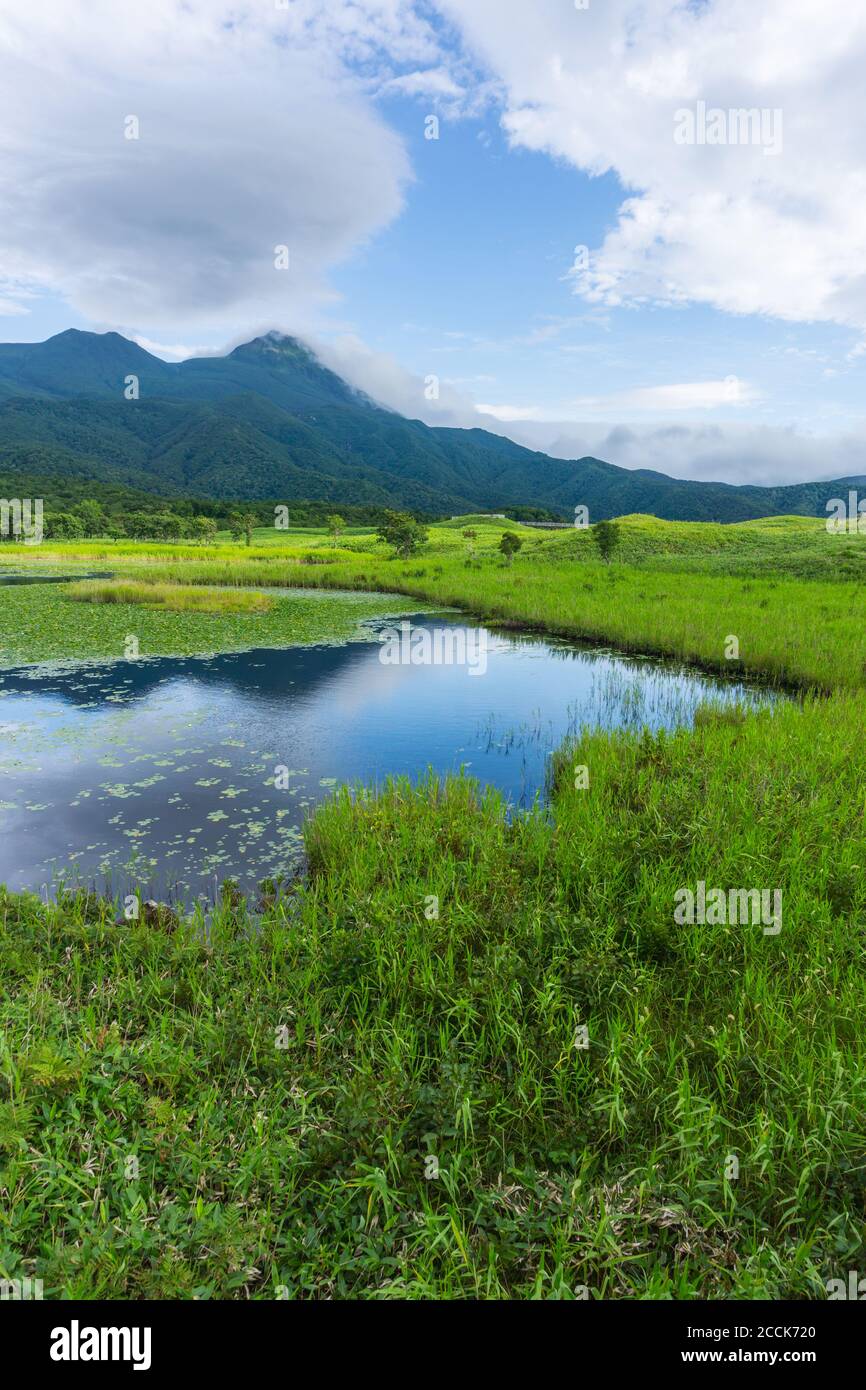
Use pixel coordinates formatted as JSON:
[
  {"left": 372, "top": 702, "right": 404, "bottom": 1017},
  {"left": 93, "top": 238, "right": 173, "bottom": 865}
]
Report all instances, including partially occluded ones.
[
  {"left": 0, "top": 579, "right": 434, "bottom": 667},
  {"left": 66, "top": 579, "right": 275, "bottom": 614},
  {"left": 0, "top": 625, "right": 755, "bottom": 898}
]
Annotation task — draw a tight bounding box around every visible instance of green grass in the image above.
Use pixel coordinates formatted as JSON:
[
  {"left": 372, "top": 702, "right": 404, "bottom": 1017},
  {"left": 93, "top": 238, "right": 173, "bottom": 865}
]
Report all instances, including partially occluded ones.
[
  {"left": 127, "top": 537, "right": 866, "bottom": 692},
  {"left": 546, "top": 512, "right": 866, "bottom": 582},
  {"left": 6, "top": 513, "right": 854, "bottom": 688},
  {"left": 66, "top": 579, "right": 275, "bottom": 614},
  {"left": 0, "top": 524, "right": 356, "bottom": 566},
  {"left": 1, "top": 512, "right": 865, "bottom": 1298}
]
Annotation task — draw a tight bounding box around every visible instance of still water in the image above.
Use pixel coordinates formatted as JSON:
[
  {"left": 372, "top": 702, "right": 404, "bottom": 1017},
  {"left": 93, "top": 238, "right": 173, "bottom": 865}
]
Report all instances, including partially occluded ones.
[{"left": 0, "top": 612, "right": 781, "bottom": 902}]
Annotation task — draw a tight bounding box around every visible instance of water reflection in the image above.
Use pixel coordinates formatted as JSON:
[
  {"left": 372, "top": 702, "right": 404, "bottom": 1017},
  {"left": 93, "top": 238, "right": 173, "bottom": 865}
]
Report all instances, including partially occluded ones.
[{"left": 0, "top": 616, "right": 783, "bottom": 902}]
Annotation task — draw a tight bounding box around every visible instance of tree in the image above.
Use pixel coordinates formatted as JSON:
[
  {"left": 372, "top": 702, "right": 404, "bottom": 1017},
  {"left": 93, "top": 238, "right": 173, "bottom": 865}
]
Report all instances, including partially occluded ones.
[
  {"left": 73, "top": 499, "right": 106, "bottom": 538},
  {"left": 326, "top": 514, "right": 346, "bottom": 548},
  {"left": 499, "top": 530, "right": 523, "bottom": 566},
  {"left": 228, "top": 513, "right": 245, "bottom": 543},
  {"left": 47, "top": 512, "right": 85, "bottom": 540},
  {"left": 124, "top": 512, "right": 154, "bottom": 540},
  {"left": 241, "top": 512, "right": 259, "bottom": 546},
  {"left": 149, "top": 514, "right": 183, "bottom": 541},
  {"left": 191, "top": 516, "right": 218, "bottom": 545},
  {"left": 593, "top": 519, "right": 620, "bottom": 564},
  {"left": 122, "top": 512, "right": 178, "bottom": 541},
  {"left": 376, "top": 509, "right": 428, "bottom": 558}
]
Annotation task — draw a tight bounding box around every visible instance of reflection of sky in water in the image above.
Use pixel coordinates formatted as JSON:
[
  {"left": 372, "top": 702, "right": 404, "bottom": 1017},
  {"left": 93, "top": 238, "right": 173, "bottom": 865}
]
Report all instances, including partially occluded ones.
[{"left": 0, "top": 617, "right": 784, "bottom": 902}]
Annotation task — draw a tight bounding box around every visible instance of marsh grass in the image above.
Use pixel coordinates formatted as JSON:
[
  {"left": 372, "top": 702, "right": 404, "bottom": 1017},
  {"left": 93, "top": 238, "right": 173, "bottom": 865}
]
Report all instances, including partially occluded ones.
[
  {"left": 46, "top": 516, "right": 856, "bottom": 691},
  {"left": 66, "top": 578, "right": 274, "bottom": 614},
  {"left": 3, "top": 693, "right": 864, "bottom": 1299},
  {"left": 2, "top": 513, "right": 865, "bottom": 1298}
]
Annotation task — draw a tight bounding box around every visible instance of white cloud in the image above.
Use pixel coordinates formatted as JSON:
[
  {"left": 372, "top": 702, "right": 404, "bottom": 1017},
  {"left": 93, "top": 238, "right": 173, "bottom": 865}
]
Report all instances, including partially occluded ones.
[
  {"left": 484, "top": 418, "right": 866, "bottom": 488},
  {"left": 311, "top": 331, "right": 478, "bottom": 424},
  {"left": 132, "top": 336, "right": 218, "bottom": 363},
  {"left": 3, "top": 0, "right": 864, "bottom": 496},
  {"left": 5, "top": 0, "right": 864, "bottom": 346},
  {"left": 379, "top": 66, "right": 464, "bottom": 99},
  {"left": 310, "top": 339, "right": 863, "bottom": 488},
  {"left": 576, "top": 378, "right": 762, "bottom": 412},
  {"left": 0, "top": 0, "right": 418, "bottom": 334},
  {"left": 432, "top": 0, "right": 866, "bottom": 333},
  {"left": 476, "top": 403, "right": 547, "bottom": 422},
  {"left": 476, "top": 377, "right": 760, "bottom": 424}
]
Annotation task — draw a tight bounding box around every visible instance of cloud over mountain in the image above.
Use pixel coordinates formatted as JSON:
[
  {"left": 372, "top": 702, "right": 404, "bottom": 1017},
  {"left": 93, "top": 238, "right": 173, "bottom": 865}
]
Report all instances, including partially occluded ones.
[{"left": 0, "top": 1, "right": 414, "bottom": 334}]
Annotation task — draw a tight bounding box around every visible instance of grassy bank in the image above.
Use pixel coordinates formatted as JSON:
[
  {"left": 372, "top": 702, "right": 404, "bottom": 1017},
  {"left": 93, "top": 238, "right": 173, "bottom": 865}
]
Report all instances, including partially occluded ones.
[
  {"left": 135, "top": 556, "right": 866, "bottom": 692},
  {"left": 5, "top": 515, "right": 866, "bottom": 686},
  {"left": 2, "top": 692, "right": 863, "bottom": 1298},
  {"left": 1, "top": 514, "right": 865, "bottom": 1298}
]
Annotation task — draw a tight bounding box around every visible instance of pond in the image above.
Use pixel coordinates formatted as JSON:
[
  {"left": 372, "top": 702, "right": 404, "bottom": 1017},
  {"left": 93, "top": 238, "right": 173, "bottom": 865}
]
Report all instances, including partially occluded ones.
[
  {"left": 0, "top": 610, "right": 783, "bottom": 903},
  {"left": 0, "top": 570, "right": 113, "bottom": 586}
]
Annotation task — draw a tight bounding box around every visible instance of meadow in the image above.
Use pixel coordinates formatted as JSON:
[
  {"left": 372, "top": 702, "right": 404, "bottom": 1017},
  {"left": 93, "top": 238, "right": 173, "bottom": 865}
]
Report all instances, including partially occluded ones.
[
  {"left": 1, "top": 513, "right": 864, "bottom": 1298},
  {"left": 4, "top": 514, "right": 866, "bottom": 685}
]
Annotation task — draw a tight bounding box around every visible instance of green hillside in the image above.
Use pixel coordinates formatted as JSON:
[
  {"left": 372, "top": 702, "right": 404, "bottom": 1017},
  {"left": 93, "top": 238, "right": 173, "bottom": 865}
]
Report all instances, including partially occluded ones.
[{"left": 1, "top": 329, "right": 865, "bottom": 520}]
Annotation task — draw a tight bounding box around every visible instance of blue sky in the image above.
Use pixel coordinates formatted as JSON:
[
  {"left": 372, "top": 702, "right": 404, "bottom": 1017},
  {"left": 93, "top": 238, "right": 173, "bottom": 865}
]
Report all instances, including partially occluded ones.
[
  {"left": 2, "top": 1, "right": 866, "bottom": 483},
  {"left": 335, "top": 94, "right": 862, "bottom": 435}
]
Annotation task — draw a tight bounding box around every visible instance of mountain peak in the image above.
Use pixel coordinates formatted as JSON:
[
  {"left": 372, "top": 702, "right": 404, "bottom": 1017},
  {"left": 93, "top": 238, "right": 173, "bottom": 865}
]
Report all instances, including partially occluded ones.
[
  {"left": 222, "top": 332, "right": 371, "bottom": 408},
  {"left": 229, "top": 331, "right": 311, "bottom": 361},
  {"left": 47, "top": 327, "right": 136, "bottom": 347},
  {"left": 0, "top": 323, "right": 859, "bottom": 521},
  {"left": 0, "top": 326, "right": 168, "bottom": 397}
]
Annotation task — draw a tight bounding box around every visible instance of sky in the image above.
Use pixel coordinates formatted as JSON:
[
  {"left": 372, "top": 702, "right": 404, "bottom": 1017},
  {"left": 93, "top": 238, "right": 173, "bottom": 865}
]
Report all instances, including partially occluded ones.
[{"left": 1, "top": 0, "right": 866, "bottom": 485}]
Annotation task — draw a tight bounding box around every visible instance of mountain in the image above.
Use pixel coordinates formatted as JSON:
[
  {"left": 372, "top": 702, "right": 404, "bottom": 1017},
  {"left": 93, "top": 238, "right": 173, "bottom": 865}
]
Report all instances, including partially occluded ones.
[{"left": 0, "top": 328, "right": 863, "bottom": 520}]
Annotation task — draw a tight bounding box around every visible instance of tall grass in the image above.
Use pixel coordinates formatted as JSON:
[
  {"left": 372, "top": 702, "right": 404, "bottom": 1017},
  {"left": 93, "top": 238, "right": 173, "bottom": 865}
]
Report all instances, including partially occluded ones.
[
  {"left": 66, "top": 578, "right": 274, "bottom": 613},
  {"left": 131, "top": 551, "right": 866, "bottom": 691},
  {"left": 3, "top": 691, "right": 864, "bottom": 1298},
  {"left": 2, "top": 514, "right": 865, "bottom": 1298},
  {"left": 34, "top": 516, "right": 849, "bottom": 691}
]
